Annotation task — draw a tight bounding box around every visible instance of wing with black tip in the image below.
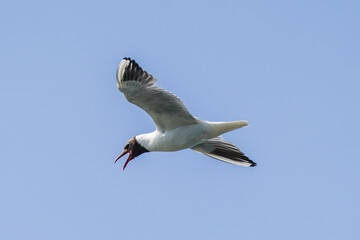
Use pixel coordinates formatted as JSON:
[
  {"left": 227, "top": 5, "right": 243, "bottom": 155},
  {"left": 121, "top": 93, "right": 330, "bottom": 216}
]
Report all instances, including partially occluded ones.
[
  {"left": 116, "top": 58, "right": 197, "bottom": 132},
  {"left": 191, "top": 136, "right": 256, "bottom": 167}
]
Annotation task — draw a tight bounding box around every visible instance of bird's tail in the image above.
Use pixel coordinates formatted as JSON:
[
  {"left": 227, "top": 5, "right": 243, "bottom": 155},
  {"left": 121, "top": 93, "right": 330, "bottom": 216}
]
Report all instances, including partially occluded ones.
[{"left": 209, "top": 120, "right": 249, "bottom": 137}]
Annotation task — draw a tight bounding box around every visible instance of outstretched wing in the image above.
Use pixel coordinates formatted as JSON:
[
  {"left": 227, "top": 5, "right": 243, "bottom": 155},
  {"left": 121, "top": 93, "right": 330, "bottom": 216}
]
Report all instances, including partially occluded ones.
[
  {"left": 117, "top": 58, "right": 198, "bottom": 132},
  {"left": 191, "top": 136, "right": 256, "bottom": 167}
]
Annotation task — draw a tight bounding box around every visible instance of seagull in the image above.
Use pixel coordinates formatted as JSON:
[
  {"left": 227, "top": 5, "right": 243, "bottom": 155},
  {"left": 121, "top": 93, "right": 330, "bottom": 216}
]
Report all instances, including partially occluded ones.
[{"left": 115, "top": 57, "right": 256, "bottom": 170}]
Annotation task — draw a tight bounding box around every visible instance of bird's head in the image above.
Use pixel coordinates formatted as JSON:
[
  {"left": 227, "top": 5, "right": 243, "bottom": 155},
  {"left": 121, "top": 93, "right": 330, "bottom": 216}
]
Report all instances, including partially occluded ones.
[{"left": 114, "top": 137, "right": 149, "bottom": 170}]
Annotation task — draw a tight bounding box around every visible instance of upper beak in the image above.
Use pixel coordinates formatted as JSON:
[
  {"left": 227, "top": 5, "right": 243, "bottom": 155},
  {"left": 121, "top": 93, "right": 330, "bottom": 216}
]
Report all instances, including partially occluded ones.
[
  {"left": 114, "top": 149, "right": 129, "bottom": 164},
  {"left": 114, "top": 150, "right": 134, "bottom": 170}
]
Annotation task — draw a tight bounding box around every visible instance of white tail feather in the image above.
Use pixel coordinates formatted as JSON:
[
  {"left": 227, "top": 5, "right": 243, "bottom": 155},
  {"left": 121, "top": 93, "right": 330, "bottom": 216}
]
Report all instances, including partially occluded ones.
[{"left": 209, "top": 120, "right": 249, "bottom": 137}]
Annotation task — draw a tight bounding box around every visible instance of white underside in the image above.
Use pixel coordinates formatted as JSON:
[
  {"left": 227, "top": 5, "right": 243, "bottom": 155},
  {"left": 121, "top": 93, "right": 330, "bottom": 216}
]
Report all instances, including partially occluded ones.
[{"left": 136, "top": 120, "right": 248, "bottom": 152}]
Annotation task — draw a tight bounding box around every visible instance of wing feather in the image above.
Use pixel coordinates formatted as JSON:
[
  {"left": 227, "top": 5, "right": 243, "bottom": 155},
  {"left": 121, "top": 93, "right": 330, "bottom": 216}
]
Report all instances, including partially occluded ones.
[
  {"left": 117, "top": 58, "right": 197, "bottom": 132},
  {"left": 191, "top": 137, "right": 256, "bottom": 167}
]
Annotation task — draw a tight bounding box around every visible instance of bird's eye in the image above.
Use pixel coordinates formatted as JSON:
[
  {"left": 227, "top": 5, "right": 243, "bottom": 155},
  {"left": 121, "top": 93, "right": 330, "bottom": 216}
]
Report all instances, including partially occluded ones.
[{"left": 125, "top": 144, "right": 130, "bottom": 150}]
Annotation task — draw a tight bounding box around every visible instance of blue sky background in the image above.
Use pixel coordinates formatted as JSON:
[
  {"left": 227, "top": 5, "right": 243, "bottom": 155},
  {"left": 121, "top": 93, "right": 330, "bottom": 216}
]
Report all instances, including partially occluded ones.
[{"left": 1, "top": 0, "right": 359, "bottom": 239}]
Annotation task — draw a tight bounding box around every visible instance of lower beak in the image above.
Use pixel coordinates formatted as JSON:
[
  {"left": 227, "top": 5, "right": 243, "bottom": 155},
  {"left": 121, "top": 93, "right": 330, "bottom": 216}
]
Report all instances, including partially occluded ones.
[
  {"left": 123, "top": 155, "right": 134, "bottom": 170},
  {"left": 114, "top": 150, "right": 134, "bottom": 170}
]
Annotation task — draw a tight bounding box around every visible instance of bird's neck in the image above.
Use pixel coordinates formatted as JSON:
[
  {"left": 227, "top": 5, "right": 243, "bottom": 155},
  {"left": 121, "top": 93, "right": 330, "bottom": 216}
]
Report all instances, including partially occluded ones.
[{"left": 135, "top": 132, "right": 158, "bottom": 152}]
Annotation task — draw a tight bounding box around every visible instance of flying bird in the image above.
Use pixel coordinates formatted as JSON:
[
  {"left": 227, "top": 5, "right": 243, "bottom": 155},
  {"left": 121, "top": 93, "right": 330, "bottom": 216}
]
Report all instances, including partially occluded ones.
[{"left": 115, "top": 57, "right": 256, "bottom": 170}]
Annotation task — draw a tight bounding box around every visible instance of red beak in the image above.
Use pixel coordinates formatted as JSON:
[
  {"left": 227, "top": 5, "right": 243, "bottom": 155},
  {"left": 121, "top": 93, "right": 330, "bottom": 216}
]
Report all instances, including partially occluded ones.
[
  {"left": 122, "top": 155, "right": 134, "bottom": 170},
  {"left": 114, "top": 150, "right": 134, "bottom": 170}
]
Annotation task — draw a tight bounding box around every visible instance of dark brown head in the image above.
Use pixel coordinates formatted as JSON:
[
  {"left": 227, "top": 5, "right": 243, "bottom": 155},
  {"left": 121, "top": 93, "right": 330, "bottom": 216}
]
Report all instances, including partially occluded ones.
[{"left": 114, "top": 137, "right": 149, "bottom": 170}]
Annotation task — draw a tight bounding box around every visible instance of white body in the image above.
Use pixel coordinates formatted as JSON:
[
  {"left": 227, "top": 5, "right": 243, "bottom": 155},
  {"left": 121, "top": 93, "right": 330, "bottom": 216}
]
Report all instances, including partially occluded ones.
[{"left": 136, "top": 120, "right": 249, "bottom": 152}]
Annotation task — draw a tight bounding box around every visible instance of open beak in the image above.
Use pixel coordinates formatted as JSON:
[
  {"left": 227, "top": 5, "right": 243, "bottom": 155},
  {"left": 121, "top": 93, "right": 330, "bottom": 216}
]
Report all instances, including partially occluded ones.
[{"left": 114, "top": 150, "right": 134, "bottom": 170}]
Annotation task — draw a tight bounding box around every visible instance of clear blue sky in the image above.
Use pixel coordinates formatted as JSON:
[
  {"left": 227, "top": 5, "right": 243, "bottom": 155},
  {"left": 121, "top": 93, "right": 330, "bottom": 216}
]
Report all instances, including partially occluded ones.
[{"left": 1, "top": 0, "right": 359, "bottom": 239}]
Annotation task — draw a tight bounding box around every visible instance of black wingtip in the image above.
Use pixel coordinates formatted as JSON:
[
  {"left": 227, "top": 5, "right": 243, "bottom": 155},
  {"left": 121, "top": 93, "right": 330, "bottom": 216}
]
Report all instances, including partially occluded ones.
[
  {"left": 119, "top": 57, "right": 156, "bottom": 84},
  {"left": 250, "top": 162, "right": 257, "bottom": 167}
]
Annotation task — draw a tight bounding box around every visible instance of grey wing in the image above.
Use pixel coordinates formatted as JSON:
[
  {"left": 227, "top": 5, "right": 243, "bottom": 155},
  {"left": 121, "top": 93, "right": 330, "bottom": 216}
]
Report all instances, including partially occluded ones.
[
  {"left": 191, "top": 136, "right": 256, "bottom": 167},
  {"left": 117, "top": 58, "right": 198, "bottom": 132}
]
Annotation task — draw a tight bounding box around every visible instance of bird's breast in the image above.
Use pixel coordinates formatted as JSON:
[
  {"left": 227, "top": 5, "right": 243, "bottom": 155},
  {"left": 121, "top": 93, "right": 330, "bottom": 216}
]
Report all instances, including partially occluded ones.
[{"left": 137, "top": 122, "right": 213, "bottom": 152}]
